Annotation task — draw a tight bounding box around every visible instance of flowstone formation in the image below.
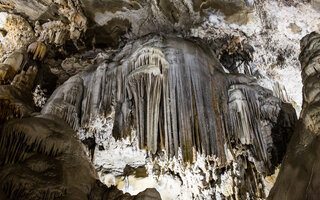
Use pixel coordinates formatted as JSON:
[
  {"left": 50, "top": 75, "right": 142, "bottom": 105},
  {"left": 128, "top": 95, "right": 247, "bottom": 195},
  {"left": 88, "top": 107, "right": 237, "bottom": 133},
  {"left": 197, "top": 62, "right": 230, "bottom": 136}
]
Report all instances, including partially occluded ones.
[
  {"left": 41, "top": 35, "right": 296, "bottom": 199},
  {"left": 268, "top": 32, "right": 320, "bottom": 199}
]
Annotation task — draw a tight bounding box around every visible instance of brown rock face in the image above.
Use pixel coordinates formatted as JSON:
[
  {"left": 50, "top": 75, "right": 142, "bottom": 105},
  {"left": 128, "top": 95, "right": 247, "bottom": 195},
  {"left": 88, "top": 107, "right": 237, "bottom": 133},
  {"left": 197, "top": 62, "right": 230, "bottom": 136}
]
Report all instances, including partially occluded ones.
[{"left": 268, "top": 32, "right": 320, "bottom": 199}]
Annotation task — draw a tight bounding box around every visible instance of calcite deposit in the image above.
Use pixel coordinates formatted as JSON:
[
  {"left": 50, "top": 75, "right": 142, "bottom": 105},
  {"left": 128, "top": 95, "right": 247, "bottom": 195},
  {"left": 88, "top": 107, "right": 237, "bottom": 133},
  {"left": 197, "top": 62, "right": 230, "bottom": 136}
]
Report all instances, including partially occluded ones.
[
  {"left": 0, "top": 0, "right": 319, "bottom": 199},
  {"left": 38, "top": 35, "right": 296, "bottom": 199}
]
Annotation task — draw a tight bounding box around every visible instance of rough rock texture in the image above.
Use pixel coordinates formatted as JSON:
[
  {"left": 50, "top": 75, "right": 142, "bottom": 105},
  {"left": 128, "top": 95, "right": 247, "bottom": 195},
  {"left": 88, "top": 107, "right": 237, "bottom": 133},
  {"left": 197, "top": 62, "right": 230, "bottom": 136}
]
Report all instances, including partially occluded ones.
[
  {"left": 81, "top": 0, "right": 253, "bottom": 46},
  {"left": 1, "top": 0, "right": 253, "bottom": 49},
  {"left": 0, "top": 12, "right": 35, "bottom": 56},
  {"left": 268, "top": 32, "right": 320, "bottom": 199},
  {"left": 0, "top": 64, "right": 36, "bottom": 123}
]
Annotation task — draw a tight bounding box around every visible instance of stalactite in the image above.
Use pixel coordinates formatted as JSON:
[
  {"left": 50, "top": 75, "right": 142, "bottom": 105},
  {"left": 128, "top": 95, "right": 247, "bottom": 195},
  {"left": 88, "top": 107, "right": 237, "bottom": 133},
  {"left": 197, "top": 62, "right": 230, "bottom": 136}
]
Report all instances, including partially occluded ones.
[
  {"left": 0, "top": 65, "right": 37, "bottom": 124},
  {"left": 227, "top": 76, "right": 293, "bottom": 174},
  {"left": 42, "top": 35, "right": 296, "bottom": 167},
  {"left": 0, "top": 113, "right": 161, "bottom": 200},
  {"left": 0, "top": 118, "right": 70, "bottom": 165},
  {"left": 0, "top": 51, "right": 25, "bottom": 85},
  {"left": 273, "top": 82, "right": 290, "bottom": 103},
  {"left": 27, "top": 42, "right": 47, "bottom": 61},
  {"left": 126, "top": 47, "right": 168, "bottom": 154},
  {"left": 41, "top": 76, "right": 84, "bottom": 130}
]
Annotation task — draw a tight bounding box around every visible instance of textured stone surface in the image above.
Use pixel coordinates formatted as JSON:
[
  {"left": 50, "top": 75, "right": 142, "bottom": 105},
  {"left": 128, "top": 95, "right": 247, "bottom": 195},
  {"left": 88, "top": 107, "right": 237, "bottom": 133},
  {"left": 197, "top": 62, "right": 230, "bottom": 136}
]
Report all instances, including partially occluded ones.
[
  {"left": 0, "top": 65, "right": 37, "bottom": 123},
  {"left": 0, "top": 0, "right": 253, "bottom": 49},
  {"left": 0, "top": 12, "right": 34, "bottom": 56},
  {"left": 268, "top": 32, "right": 320, "bottom": 200}
]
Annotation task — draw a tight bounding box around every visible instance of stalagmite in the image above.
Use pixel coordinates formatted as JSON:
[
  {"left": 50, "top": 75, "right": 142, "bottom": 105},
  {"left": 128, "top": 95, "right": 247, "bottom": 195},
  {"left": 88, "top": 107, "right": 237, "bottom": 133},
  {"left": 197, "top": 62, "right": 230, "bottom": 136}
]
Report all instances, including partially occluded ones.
[
  {"left": 41, "top": 76, "right": 84, "bottom": 130},
  {"left": 0, "top": 64, "right": 15, "bottom": 85},
  {"left": 269, "top": 32, "right": 320, "bottom": 199}
]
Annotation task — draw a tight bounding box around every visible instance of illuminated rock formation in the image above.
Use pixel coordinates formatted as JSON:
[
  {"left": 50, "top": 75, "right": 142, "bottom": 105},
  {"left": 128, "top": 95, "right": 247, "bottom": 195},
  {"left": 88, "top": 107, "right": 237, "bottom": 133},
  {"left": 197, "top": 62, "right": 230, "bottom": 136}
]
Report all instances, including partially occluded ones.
[
  {"left": 0, "top": 0, "right": 315, "bottom": 199},
  {"left": 39, "top": 35, "right": 296, "bottom": 198},
  {"left": 42, "top": 35, "right": 295, "bottom": 165},
  {"left": 0, "top": 51, "right": 161, "bottom": 200}
]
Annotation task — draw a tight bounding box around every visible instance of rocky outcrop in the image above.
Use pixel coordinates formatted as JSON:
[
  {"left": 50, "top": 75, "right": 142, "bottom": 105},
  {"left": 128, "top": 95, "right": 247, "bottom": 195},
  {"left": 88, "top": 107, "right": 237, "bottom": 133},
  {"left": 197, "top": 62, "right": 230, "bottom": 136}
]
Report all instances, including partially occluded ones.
[
  {"left": 0, "top": 12, "right": 35, "bottom": 56},
  {"left": 82, "top": 0, "right": 253, "bottom": 46},
  {"left": 268, "top": 32, "right": 320, "bottom": 199}
]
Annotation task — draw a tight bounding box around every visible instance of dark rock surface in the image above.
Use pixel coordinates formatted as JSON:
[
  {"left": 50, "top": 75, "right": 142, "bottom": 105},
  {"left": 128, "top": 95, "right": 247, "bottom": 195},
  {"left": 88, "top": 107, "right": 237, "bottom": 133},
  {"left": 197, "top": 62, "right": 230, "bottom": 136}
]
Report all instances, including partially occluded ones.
[{"left": 0, "top": 116, "right": 161, "bottom": 200}]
